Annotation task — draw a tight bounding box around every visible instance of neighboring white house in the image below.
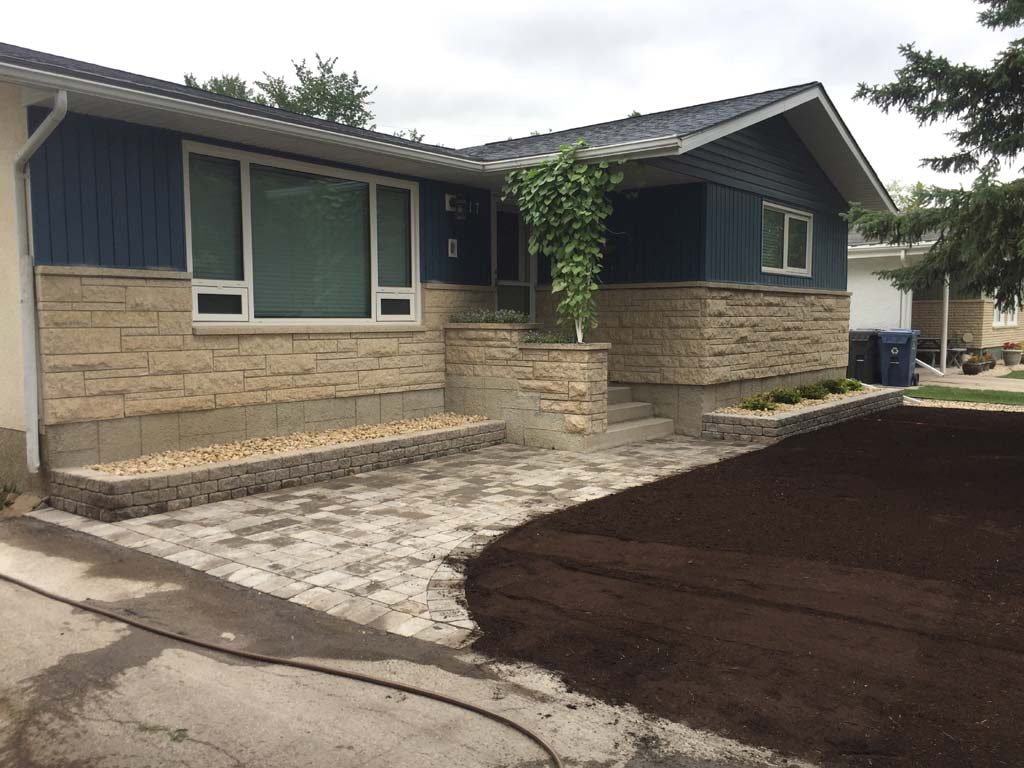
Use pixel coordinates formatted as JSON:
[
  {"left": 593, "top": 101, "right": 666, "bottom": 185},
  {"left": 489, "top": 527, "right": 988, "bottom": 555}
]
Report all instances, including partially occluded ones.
[{"left": 847, "top": 231, "right": 934, "bottom": 329}]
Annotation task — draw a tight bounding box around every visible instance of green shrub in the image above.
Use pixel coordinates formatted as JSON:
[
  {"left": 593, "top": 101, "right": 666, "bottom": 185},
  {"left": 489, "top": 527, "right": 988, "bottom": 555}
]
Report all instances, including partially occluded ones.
[
  {"left": 768, "top": 388, "right": 802, "bottom": 405},
  {"left": 797, "top": 382, "right": 829, "bottom": 400},
  {"left": 449, "top": 308, "right": 531, "bottom": 324},
  {"left": 522, "top": 330, "right": 574, "bottom": 344},
  {"left": 841, "top": 378, "right": 864, "bottom": 392},
  {"left": 822, "top": 379, "right": 847, "bottom": 394},
  {"left": 740, "top": 394, "right": 777, "bottom": 412}
]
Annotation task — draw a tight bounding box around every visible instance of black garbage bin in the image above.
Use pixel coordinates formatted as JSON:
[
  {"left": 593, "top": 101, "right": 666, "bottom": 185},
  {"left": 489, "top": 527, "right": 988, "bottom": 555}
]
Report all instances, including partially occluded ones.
[
  {"left": 878, "top": 329, "right": 920, "bottom": 387},
  {"left": 847, "top": 330, "right": 881, "bottom": 384}
]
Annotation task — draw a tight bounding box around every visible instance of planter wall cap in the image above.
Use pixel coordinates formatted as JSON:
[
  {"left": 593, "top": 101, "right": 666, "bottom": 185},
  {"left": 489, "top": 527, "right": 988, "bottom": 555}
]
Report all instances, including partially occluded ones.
[
  {"left": 519, "top": 342, "right": 612, "bottom": 350},
  {"left": 444, "top": 322, "right": 540, "bottom": 330}
]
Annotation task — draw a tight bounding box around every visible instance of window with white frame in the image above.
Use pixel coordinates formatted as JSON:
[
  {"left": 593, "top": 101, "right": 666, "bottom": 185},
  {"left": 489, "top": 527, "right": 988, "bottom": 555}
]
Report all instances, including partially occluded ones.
[
  {"left": 185, "top": 143, "right": 418, "bottom": 324},
  {"left": 993, "top": 301, "right": 1020, "bottom": 328},
  {"left": 761, "top": 202, "right": 812, "bottom": 277}
]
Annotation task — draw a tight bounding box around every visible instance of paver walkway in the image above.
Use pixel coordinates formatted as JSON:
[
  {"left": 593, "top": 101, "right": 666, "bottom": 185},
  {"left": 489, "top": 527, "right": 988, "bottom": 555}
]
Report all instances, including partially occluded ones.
[{"left": 31, "top": 436, "right": 755, "bottom": 647}]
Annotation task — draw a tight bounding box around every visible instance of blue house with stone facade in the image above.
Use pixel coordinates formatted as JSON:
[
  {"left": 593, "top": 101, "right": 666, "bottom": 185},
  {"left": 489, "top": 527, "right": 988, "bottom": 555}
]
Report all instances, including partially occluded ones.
[{"left": 0, "top": 42, "right": 893, "bottom": 489}]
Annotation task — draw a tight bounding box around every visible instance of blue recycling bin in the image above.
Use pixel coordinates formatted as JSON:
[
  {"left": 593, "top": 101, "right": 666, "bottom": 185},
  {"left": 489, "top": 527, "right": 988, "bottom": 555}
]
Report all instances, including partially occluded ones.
[{"left": 878, "top": 329, "right": 920, "bottom": 386}]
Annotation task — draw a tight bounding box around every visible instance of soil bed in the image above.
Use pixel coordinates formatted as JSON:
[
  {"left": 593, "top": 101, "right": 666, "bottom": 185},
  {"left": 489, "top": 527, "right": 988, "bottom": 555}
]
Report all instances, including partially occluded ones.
[{"left": 465, "top": 407, "right": 1024, "bottom": 767}]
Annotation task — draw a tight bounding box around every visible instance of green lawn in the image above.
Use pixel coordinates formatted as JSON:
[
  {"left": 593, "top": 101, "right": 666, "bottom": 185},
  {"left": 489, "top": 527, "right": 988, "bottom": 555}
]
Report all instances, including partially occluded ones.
[
  {"left": 1002, "top": 370, "right": 1024, "bottom": 380},
  {"left": 912, "top": 385, "right": 1024, "bottom": 406}
]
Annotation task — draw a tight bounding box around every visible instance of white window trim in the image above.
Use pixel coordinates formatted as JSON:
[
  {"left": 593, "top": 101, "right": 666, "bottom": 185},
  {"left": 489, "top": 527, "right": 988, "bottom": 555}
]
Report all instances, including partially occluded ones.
[
  {"left": 192, "top": 284, "right": 250, "bottom": 322},
  {"left": 993, "top": 301, "right": 1019, "bottom": 328},
  {"left": 761, "top": 202, "right": 813, "bottom": 278},
  {"left": 183, "top": 140, "right": 420, "bottom": 326}
]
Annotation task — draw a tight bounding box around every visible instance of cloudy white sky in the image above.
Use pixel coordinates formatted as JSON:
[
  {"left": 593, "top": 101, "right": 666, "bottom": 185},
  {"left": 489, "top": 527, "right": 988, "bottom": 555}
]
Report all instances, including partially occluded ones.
[{"left": 4, "top": 0, "right": 1015, "bottom": 189}]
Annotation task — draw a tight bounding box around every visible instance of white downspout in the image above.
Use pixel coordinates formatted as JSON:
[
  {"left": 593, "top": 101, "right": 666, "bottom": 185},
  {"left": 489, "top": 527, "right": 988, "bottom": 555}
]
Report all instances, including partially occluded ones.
[
  {"left": 13, "top": 90, "right": 67, "bottom": 475},
  {"left": 940, "top": 274, "right": 950, "bottom": 375}
]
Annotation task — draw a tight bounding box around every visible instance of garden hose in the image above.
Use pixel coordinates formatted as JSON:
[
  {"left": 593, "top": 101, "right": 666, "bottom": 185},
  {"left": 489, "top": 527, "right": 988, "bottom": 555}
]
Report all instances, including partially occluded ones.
[{"left": 0, "top": 571, "right": 563, "bottom": 768}]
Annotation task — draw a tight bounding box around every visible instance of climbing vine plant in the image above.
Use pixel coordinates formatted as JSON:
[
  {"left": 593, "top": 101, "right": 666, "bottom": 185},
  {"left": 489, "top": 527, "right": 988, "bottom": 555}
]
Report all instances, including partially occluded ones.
[{"left": 503, "top": 140, "right": 624, "bottom": 342}]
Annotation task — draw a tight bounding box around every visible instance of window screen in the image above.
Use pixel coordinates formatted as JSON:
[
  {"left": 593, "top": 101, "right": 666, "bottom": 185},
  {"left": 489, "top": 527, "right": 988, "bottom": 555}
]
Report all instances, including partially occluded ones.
[
  {"left": 250, "top": 165, "right": 370, "bottom": 318},
  {"left": 786, "top": 217, "right": 809, "bottom": 270},
  {"left": 376, "top": 186, "right": 412, "bottom": 288},
  {"left": 189, "top": 154, "right": 243, "bottom": 281},
  {"left": 761, "top": 207, "right": 785, "bottom": 270}
]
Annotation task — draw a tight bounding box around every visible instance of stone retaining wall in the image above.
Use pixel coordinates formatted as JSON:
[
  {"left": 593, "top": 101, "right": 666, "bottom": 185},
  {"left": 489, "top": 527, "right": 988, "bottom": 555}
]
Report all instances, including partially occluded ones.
[
  {"left": 700, "top": 388, "right": 903, "bottom": 443},
  {"left": 444, "top": 325, "right": 608, "bottom": 449},
  {"left": 536, "top": 282, "right": 850, "bottom": 386},
  {"left": 48, "top": 420, "right": 506, "bottom": 521}
]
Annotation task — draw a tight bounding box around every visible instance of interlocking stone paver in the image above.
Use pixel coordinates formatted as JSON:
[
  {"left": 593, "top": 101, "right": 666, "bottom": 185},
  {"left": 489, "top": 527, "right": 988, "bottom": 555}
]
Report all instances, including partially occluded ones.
[{"left": 30, "top": 436, "right": 755, "bottom": 644}]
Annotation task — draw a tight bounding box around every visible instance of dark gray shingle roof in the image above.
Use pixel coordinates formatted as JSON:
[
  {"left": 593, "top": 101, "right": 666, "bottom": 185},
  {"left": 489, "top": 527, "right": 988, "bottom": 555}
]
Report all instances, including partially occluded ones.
[{"left": 458, "top": 83, "right": 819, "bottom": 160}]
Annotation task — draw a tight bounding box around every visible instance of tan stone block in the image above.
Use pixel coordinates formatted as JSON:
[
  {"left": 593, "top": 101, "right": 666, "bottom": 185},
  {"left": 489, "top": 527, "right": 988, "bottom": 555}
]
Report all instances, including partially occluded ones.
[
  {"left": 44, "top": 396, "right": 124, "bottom": 424},
  {"left": 216, "top": 391, "right": 268, "bottom": 408},
  {"left": 39, "top": 327, "right": 121, "bottom": 355},
  {"left": 157, "top": 312, "right": 192, "bottom": 335},
  {"left": 126, "top": 395, "right": 216, "bottom": 417},
  {"left": 521, "top": 378, "right": 568, "bottom": 395},
  {"left": 179, "top": 407, "right": 245, "bottom": 435},
  {"left": 378, "top": 355, "right": 421, "bottom": 370},
  {"left": 182, "top": 334, "right": 239, "bottom": 350},
  {"left": 37, "top": 310, "right": 93, "bottom": 328},
  {"left": 43, "top": 372, "right": 85, "bottom": 399},
  {"left": 266, "top": 354, "right": 317, "bottom": 375},
  {"left": 290, "top": 371, "right": 359, "bottom": 388},
  {"left": 97, "top": 417, "right": 142, "bottom": 462},
  {"left": 356, "top": 338, "right": 399, "bottom": 357},
  {"left": 316, "top": 357, "right": 371, "bottom": 373},
  {"left": 355, "top": 395, "right": 380, "bottom": 424},
  {"left": 121, "top": 335, "right": 185, "bottom": 352},
  {"left": 239, "top": 335, "right": 293, "bottom": 355},
  {"left": 125, "top": 285, "right": 191, "bottom": 311},
  {"left": 149, "top": 350, "right": 213, "bottom": 374},
  {"left": 564, "top": 414, "right": 589, "bottom": 434},
  {"left": 90, "top": 311, "right": 159, "bottom": 328},
  {"left": 36, "top": 275, "right": 82, "bottom": 302},
  {"left": 266, "top": 386, "right": 336, "bottom": 404},
  {"left": 243, "top": 375, "right": 294, "bottom": 391},
  {"left": 292, "top": 339, "right": 338, "bottom": 354},
  {"left": 140, "top": 413, "right": 181, "bottom": 454},
  {"left": 214, "top": 355, "right": 267, "bottom": 372},
  {"left": 80, "top": 283, "right": 126, "bottom": 303},
  {"left": 303, "top": 397, "right": 356, "bottom": 424},
  {"left": 85, "top": 374, "right": 184, "bottom": 396},
  {"left": 184, "top": 371, "right": 245, "bottom": 396}
]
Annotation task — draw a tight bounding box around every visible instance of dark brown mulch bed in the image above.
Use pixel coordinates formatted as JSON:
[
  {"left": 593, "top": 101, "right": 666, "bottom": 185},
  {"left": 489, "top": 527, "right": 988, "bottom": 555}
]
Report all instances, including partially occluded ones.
[{"left": 465, "top": 407, "right": 1024, "bottom": 768}]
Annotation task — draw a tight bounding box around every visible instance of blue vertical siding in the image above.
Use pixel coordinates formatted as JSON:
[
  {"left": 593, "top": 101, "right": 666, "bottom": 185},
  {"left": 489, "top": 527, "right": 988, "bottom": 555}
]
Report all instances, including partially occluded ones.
[
  {"left": 602, "top": 184, "right": 705, "bottom": 283},
  {"left": 703, "top": 183, "right": 847, "bottom": 290},
  {"left": 29, "top": 109, "right": 187, "bottom": 269},
  {"left": 419, "top": 181, "right": 491, "bottom": 285}
]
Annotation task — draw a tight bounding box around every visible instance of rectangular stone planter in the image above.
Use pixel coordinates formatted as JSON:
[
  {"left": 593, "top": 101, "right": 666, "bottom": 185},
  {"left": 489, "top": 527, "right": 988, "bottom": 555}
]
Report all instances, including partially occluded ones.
[
  {"left": 48, "top": 420, "right": 506, "bottom": 521},
  {"left": 700, "top": 388, "right": 904, "bottom": 443}
]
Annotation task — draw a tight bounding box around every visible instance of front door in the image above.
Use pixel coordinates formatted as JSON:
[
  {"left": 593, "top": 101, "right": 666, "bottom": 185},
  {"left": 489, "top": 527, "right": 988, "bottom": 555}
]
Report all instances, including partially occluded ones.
[{"left": 495, "top": 210, "right": 534, "bottom": 317}]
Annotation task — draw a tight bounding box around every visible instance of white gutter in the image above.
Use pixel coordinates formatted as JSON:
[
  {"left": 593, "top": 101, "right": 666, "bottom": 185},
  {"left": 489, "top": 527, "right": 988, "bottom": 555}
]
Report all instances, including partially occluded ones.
[{"left": 13, "top": 89, "right": 67, "bottom": 475}]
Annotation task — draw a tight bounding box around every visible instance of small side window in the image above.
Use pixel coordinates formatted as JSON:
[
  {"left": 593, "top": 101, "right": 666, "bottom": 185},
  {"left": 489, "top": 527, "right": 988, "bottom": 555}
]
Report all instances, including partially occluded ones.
[{"left": 761, "top": 203, "right": 812, "bottom": 277}]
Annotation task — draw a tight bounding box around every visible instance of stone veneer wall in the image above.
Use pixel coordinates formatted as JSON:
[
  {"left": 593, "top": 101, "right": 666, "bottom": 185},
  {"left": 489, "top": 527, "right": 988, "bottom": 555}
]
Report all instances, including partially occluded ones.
[
  {"left": 444, "top": 325, "right": 608, "bottom": 450},
  {"left": 36, "top": 266, "right": 494, "bottom": 467},
  {"left": 701, "top": 388, "right": 904, "bottom": 443},
  {"left": 536, "top": 282, "right": 850, "bottom": 385}
]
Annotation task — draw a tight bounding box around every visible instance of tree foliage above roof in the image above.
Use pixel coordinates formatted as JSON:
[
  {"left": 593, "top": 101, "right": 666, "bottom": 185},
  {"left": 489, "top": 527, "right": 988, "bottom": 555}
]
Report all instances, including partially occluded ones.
[{"left": 848, "top": 0, "right": 1024, "bottom": 310}]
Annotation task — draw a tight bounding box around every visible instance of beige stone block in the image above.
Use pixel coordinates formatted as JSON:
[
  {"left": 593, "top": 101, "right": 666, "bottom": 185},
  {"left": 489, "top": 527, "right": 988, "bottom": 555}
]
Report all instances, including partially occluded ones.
[
  {"left": 303, "top": 398, "right": 356, "bottom": 425},
  {"left": 44, "top": 421, "right": 98, "bottom": 453},
  {"left": 244, "top": 375, "right": 294, "bottom": 391},
  {"left": 215, "top": 355, "right": 267, "bottom": 372},
  {"left": 125, "top": 285, "right": 191, "bottom": 311},
  {"left": 43, "top": 352, "right": 149, "bottom": 373},
  {"left": 244, "top": 404, "right": 278, "bottom": 436},
  {"left": 293, "top": 339, "right": 338, "bottom": 353},
  {"left": 39, "top": 327, "right": 122, "bottom": 355},
  {"left": 149, "top": 350, "right": 213, "bottom": 374},
  {"left": 182, "top": 334, "right": 239, "bottom": 350},
  {"left": 316, "top": 356, "right": 373, "bottom": 373},
  {"left": 178, "top": 406, "right": 244, "bottom": 435},
  {"left": 120, "top": 335, "right": 184, "bottom": 352},
  {"left": 266, "top": 354, "right": 317, "bottom": 375},
  {"left": 378, "top": 355, "right": 421, "bottom": 370},
  {"left": 402, "top": 388, "right": 444, "bottom": 412},
  {"left": 380, "top": 392, "right": 404, "bottom": 421},
  {"left": 97, "top": 417, "right": 142, "bottom": 462},
  {"left": 521, "top": 378, "right": 568, "bottom": 395},
  {"left": 564, "top": 414, "right": 590, "bottom": 434},
  {"left": 290, "top": 371, "right": 359, "bottom": 388},
  {"left": 36, "top": 275, "right": 82, "bottom": 302},
  {"left": 80, "top": 283, "right": 126, "bottom": 303},
  {"left": 90, "top": 311, "right": 159, "bottom": 328},
  {"left": 266, "top": 386, "right": 336, "bottom": 404},
  {"left": 140, "top": 413, "right": 180, "bottom": 454},
  {"left": 157, "top": 312, "right": 192, "bottom": 335},
  {"left": 44, "top": 396, "right": 124, "bottom": 424},
  {"left": 125, "top": 395, "right": 215, "bottom": 417},
  {"left": 239, "top": 335, "right": 293, "bottom": 355},
  {"left": 43, "top": 372, "right": 85, "bottom": 399},
  {"left": 86, "top": 374, "right": 184, "bottom": 396},
  {"left": 38, "top": 310, "right": 93, "bottom": 328},
  {"left": 184, "top": 371, "right": 245, "bottom": 396},
  {"left": 276, "top": 402, "right": 305, "bottom": 434},
  {"left": 355, "top": 395, "right": 380, "bottom": 424},
  {"left": 216, "top": 391, "right": 268, "bottom": 408},
  {"left": 356, "top": 338, "right": 399, "bottom": 357}
]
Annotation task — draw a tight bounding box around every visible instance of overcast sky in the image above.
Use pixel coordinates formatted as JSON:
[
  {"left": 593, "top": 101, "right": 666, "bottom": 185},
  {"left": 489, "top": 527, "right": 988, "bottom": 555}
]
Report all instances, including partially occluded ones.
[{"left": 4, "top": 0, "right": 1014, "bottom": 189}]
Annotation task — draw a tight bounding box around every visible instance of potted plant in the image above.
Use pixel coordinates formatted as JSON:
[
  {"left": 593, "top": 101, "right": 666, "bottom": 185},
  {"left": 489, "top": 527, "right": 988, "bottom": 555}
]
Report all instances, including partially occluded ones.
[
  {"left": 982, "top": 351, "right": 996, "bottom": 370},
  {"left": 963, "top": 355, "right": 984, "bottom": 375},
  {"left": 1003, "top": 341, "right": 1023, "bottom": 366}
]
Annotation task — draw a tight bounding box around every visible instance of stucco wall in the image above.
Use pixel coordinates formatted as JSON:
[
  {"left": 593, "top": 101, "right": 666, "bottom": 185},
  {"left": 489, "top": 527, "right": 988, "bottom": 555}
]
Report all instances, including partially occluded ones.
[
  {"left": 537, "top": 282, "right": 850, "bottom": 386},
  {"left": 0, "top": 84, "right": 26, "bottom": 434},
  {"left": 848, "top": 256, "right": 912, "bottom": 330},
  {"left": 36, "top": 268, "right": 493, "bottom": 466}
]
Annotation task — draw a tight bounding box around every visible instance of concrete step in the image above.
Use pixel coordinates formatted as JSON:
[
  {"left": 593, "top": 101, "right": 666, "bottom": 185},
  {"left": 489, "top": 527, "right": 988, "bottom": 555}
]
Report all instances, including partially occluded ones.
[
  {"left": 590, "top": 416, "right": 675, "bottom": 450},
  {"left": 607, "top": 385, "right": 633, "bottom": 405},
  {"left": 607, "top": 400, "right": 655, "bottom": 424}
]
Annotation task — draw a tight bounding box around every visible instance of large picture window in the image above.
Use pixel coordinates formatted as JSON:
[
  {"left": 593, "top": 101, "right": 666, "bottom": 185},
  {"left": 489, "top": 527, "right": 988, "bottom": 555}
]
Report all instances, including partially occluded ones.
[
  {"left": 761, "top": 202, "right": 812, "bottom": 277},
  {"left": 184, "top": 143, "right": 418, "bottom": 324}
]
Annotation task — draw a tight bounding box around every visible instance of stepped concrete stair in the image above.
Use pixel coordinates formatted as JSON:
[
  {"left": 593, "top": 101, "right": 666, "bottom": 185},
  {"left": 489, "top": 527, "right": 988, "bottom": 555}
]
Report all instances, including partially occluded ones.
[{"left": 592, "top": 384, "right": 675, "bottom": 449}]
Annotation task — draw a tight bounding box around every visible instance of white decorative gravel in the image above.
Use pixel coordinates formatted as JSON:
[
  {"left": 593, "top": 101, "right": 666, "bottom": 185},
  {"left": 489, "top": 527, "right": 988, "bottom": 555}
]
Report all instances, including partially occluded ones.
[
  {"left": 91, "top": 413, "right": 489, "bottom": 476},
  {"left": 715, "top": 387, "right": 868, "bottom": 416},
  {"left": 907, "top": 399, "right": 1024, "bottom": 413}
]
